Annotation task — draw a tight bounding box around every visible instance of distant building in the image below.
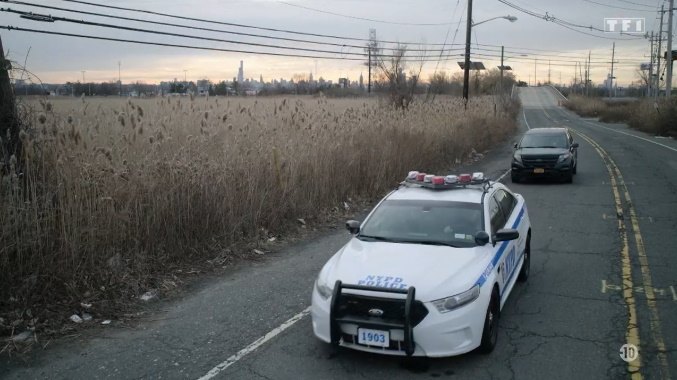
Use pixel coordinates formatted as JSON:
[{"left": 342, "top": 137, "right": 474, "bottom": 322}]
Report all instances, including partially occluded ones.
[
  {"left": 359, "top": 73, "right": 364, "bottom": 89},
  {"left": 338, "top": 78, "right": 349, "bottom": 88},
  {"left": 237, "top": 61, "right": 244, "bottom": 83},
  {"left": 196, "top": 79, "right": 210, "bottom": 96}
]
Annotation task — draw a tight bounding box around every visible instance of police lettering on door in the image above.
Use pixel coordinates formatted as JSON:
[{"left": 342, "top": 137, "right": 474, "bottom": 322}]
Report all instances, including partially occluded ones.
[
  {"left": 358, "top": 275, "right": 408, "bottom": 289},
  {"left": 500, "top": 247, "right": 517, "bottom": 285}
]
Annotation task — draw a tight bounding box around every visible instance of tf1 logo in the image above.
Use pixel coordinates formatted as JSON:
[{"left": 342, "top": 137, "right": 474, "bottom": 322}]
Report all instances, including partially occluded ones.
[{"left": 604, "top": 18, "right": 645, "bottom": 33}]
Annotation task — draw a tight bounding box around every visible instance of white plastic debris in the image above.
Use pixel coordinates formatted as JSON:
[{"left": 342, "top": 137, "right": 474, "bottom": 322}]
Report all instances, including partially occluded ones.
[
  {"left": 140, "top": 291, "right": 157, "bottom": 302},
  {"left": 101, "top": 320, "right": 112, "bottom": 325},
  {"left": 80, "top": 302, "right": 92, "bottom": 309},
  {"left": 82, "top": 313, "right": 93, "bottom": 322},
  {"left": 297, "top": 218, "right": 306, "bottom": 225},
  {"left": 268, "top": 236, "right": 277, "bottom": 242},
  {"left": 70, "top": 314, "right": 83, "bottom": 323},
  {"left": 343, "top": 202, "right": 350, "bottom": 210},
  {"left": 253, "top": 249, "right": 265, "bottom": 255},
  {"left": 11, "top": 330, "right": 33, "bottom": 343}
]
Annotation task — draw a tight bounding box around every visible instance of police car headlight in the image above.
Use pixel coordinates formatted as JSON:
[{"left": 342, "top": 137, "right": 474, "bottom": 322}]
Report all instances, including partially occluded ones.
[
  {"left": 432, "top": 285, "right": 480, "bottom": 313},
  {"left": 315, "top": 277, "right": 333, "bottom": 300},
  {"left": 557, "top": 152, "right": 572, "bottom": 163}
]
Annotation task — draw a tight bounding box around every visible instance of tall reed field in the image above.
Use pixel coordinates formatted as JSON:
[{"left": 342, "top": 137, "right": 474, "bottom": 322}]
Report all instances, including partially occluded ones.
[
  {"left": 1, "top": 94, "right": 519, "bottom": 336},
  {"left": 564, "top": 95, "right": 677, "bottom": 137}
]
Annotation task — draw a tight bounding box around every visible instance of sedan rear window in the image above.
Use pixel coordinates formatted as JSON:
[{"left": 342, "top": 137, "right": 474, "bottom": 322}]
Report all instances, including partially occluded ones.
[{"left": 358, "top": 200, "right": 483, "bottom": 248}]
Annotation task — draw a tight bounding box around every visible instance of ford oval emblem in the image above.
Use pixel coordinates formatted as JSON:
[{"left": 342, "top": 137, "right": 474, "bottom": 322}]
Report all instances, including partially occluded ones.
[{"left": 368, "top": 308, "right": 384, "bottom": 317}]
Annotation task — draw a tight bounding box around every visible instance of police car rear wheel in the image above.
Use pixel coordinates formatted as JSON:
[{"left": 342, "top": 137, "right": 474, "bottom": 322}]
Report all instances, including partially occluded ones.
[
  {"left": 517, "top": 233, "right": 530, "bottom": 282},
  {"left": 478, "top": 289, "right": 499, "bottom": 354}
]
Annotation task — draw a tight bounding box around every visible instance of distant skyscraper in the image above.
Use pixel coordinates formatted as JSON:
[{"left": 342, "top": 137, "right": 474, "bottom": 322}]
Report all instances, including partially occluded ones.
[
  {"left": 260, "top": 74, "right": 263, "bottom": 84},
  {"left": 309, "top": 72, "right": 314, "bottom": 84},
  {"left": 359, "top": 73, "right": 364, "bottom": 89},
  {"left": 237, "top": 61, "right": 244, "bottom": 83}
]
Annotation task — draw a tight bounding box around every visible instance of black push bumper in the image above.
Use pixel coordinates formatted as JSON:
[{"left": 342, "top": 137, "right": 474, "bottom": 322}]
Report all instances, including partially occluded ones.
[{"left": 329, "top": 280, "right": 421, "bottom": 356}]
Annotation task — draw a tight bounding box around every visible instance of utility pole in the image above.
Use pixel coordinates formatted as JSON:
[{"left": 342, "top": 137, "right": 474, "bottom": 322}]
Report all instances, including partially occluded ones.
[
  {"left": 0, "top": 35, "right": 21, "bottom": 175},
  {"left": 666, "top": 0, "right": 674, "bottom": 97},
  {"left": 534, "top": 58, "right": 537, "bottom": 85},
  {"left": 586, "top": 51, "right": 591, "bottom": 97},
  {"left": 368, "top": 28, "right": 375, "bottom": 94},
  {"left": 118, "top": 61, "right": 122, "bottom": 97},
  {"left": 657, "top": 4, "right": 664, "bottom": 98},
  {"left": 462, "top": 0, "right": 473, "bottom": 103},
  {"left": 649, "top": 31, "right": 654, "bottom": 97},
  {"left": 610, "top": 42, "right": 615, "bottom": 97},
  {"left": 81, "top": 70, "right": 86, "bottom": 96},
  {"left": 574, "top": 62, "right": 578, "bottom": 94},
  {"left": 548, "top": 60, "right": 551, "bottom": 84},
  {"left": 500, "top": 45, "right": 504, "bottom": 92}
]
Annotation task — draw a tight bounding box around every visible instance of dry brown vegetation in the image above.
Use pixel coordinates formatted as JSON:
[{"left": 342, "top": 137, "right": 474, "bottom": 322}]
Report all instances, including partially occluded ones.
[
  {"left": 564, "top": 95, "right": 677, "bottom": 137},
  {"left": 1, "top": 94, "right": 519, "bottom": 343}
]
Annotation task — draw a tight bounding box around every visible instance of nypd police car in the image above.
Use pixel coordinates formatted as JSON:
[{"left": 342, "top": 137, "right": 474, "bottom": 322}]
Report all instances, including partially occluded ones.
[{"left": 311, "top": 171, "right": 531, "bottom": 357}]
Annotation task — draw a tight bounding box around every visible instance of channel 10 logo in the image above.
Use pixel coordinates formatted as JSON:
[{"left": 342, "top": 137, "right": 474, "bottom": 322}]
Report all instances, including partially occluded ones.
[{"left": 604, "top": 18, "right": 645, "bottom": 34}]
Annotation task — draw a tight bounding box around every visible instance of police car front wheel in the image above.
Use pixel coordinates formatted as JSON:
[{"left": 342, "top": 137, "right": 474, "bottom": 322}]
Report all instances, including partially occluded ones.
[{"left": 478, "top": 288, "right": 500, "bottom": 354}]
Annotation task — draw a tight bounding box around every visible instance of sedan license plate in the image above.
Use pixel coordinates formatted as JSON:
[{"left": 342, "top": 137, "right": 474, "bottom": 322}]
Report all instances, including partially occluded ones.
[
  {"left": 357, "top": 328, "right": 389, "bottom": 347},
  {"left": 533, "top": 168, "right": 545, "bottom": 174}
]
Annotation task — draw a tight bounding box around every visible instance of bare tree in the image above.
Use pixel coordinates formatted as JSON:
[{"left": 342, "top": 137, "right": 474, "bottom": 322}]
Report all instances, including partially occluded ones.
[{"left": 375, "top": 44, "right": 425, "bottom": 110}]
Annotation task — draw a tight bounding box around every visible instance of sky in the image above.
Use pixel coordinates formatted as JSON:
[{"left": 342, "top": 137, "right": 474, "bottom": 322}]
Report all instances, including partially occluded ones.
[{"left": 0, "top": 0, "right": 674, "bottom": 88}]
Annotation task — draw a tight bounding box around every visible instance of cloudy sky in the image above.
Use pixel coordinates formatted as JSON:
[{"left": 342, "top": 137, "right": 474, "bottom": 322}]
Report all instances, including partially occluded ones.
[{"left": 0, "top": 0, "right": 673, "bottom": 87}]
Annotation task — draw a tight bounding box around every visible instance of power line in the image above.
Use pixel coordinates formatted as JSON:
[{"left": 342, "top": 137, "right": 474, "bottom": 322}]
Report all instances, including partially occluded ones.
[
  {"left": 581, "top": 0, "right": 659, "bottom": 12},
  {"left": 6, "top": 0, "right": 456, "bottom": 52},
  {"left": 56, "top": 0, "right": 461, "bottom": 46},
  {"left": 277, "top": 1, "right": 461, "bottom": 26},
  {"left": 0, "top": 25, "right": 364, "bottom": 60},
  {"left": 617, "top": 0, "right": 661, "bottom": 8},
  {"left": 498, "top": 0, "right": 646, "bottom": 40}
]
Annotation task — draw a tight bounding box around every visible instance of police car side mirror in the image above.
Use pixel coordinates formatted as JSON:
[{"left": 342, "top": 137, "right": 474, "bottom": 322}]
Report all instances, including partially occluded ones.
[
  {"left": 513, "top": 142, "right": 518, "bottom": 149},
  {"left": 572, "top": 142, "right": 579, "bottom": 149},
  {"left": 475, "top": 231, "right": 490, "bottom": 246},
  {"left": 494, "top": 228, "right": 519, "bottom": 243},
  {"left": 346, "top": 220, "right": 360, "bottom": 235}
]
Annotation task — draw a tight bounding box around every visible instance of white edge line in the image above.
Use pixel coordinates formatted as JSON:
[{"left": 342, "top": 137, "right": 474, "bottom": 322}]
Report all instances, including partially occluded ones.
[
  {"left": 197, "top": 306, "right": 312, "bottom": 380},
  {"left": 496, "top": 168, "right": 511, "bottom": 182},
  {"left": 578, "top": 118, "right": 677, "bottom": 153},
  {"left": 522, "top": 109, "right": 531, "bottom": 130}
]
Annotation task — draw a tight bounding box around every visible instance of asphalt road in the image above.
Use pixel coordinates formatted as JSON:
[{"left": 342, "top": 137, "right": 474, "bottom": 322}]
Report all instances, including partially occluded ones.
[{"left": 1, "top": 87, "right": 675, "bottom": 380}]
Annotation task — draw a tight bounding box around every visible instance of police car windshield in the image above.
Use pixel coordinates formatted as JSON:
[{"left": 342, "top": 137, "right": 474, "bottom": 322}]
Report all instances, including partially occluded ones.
[
  {"left": 358, "top": 200, "right": 483, "bottom": 248},
  {"left": 520, "top": 133, "right": 568, "bottom": 149}
]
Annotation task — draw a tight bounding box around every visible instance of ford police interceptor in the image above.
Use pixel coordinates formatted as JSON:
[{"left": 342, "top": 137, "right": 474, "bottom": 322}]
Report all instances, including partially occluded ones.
[{"left": 311, "top": 171, "right": 531, "bottom": 357}]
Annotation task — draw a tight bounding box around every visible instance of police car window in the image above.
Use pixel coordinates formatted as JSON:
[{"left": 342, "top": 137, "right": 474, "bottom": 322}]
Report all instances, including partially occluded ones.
[
  {"left": 489, "top": 196, "right": 506, "bottom": 234},
  {"left": 359, "top": 199, "right": 483, "bottom": 248},
  {"left": 495, "top": 190, "right": 516, "bottom": 220}
]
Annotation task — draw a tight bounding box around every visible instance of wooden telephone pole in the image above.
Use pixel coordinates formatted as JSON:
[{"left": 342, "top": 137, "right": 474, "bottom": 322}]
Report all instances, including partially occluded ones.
[{"left": 0, "top": 35, "right": 21, "bottom": 175}]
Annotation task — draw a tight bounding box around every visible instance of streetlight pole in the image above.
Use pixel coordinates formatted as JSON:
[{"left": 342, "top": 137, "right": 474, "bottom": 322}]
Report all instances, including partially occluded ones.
[
  {"left": 462, "top": 6, "right": 517, "bottom": 104},
  {"left": 462, "top": 0, "right": 473, "bottom": 104},
  {"left": 666, "top": 0, "right": 674, "bottom": 97}
]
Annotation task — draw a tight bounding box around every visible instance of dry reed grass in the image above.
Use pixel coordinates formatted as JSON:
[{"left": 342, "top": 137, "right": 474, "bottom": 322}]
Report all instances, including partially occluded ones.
[{"left": 0, "top": 94, "right": 518, "bottom": 338}]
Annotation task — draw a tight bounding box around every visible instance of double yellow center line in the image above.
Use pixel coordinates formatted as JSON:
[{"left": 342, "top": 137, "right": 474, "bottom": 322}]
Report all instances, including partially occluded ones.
[{"left": 574, "top": 130, "right": 670, "bottom": 380}]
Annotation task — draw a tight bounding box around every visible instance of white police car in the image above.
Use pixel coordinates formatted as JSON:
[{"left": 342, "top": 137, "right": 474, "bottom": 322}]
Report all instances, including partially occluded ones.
[{"left": 311, "top": 171, "right": 531, "bottom": 357}]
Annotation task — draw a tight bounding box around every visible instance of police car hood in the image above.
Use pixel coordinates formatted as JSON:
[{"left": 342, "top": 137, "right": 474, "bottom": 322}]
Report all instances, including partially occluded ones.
[{"left": 325, "top": 238, "right": 490, "bottom": 302}]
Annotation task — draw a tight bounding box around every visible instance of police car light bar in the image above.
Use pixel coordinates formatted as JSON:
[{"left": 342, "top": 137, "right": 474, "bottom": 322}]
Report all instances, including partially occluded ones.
[{"left": 404, "top": 171, "right": 489, "bottom": 189}]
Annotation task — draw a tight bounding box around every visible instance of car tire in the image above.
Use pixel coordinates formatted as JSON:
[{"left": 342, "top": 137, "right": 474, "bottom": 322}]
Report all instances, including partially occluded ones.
[
  {"left": 572, "top": 162, "right": 577, "bottom": 175},
  {"left": 564, "top": 170, "right": 573, "bottom": 183},
  {"left": 511, "top": 173, "right": 520, "bottom": 183},
  {"left": 478, "top": 288, "right": 500, "bottom": 354},
  {"left": 517, "top": 232, "right": 530, "bottom": 282}
]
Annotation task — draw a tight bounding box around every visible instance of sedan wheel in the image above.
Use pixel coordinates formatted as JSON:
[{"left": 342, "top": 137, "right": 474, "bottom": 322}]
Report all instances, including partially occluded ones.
[{"left": 478, "top": 289, "right": 500, "bottom": 354}]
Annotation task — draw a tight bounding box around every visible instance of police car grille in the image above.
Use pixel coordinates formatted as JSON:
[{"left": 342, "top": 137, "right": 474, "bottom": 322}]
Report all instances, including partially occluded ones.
[
  {"left": 336, "top": 294, "right": 428, "bottom": 327},
  {"left": 521, "top": 155, "right": 559, "bottom": 168}
]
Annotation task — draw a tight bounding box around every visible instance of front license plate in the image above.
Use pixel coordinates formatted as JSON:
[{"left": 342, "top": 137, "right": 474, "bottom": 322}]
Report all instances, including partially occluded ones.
[
  {"left": 357, "top": 328, "right": 390, "bottom": 347},
  {"left": 533, "top": 168, "right": 545, "bottom": 174}
]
